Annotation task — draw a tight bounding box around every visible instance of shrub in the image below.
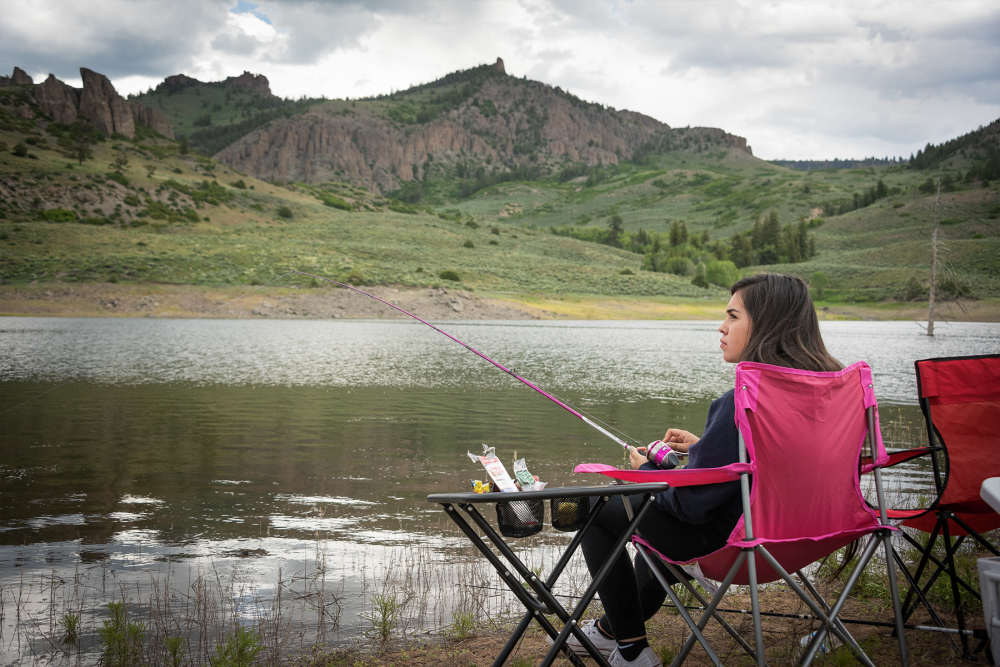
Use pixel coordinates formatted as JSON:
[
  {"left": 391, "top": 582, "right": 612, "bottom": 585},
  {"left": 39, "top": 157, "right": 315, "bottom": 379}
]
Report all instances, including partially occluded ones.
[
  {"left": 811, "top": 271, "right": 829, "bottom": 299},
  {"left": 446, "top": 611, "right": 476, "bottom": 640},
  {"left": 705, "top": 260, "right": 739, "bottom": 288},
  {"left": 98, "top": 602, "right": 145, "bottom": 667},
  {"left": 123, "top": 195, "right": 141, "bottom": 206},
  {"left": 42, "top": 208, "right": 77, "bottom": 222},
  {"left": 439, "top": 269, "right": 461, "bottom": 281},
  {"left": 619, "top": 268, "right": 634, "bottom": 275},
  {"left": 665, "top": 256, "right": 694, "bottom": 276},
  {"left": 346, "top": 272, "right": 364, "bottom": 285},
  {"left": 210, "top": 627, "right": 264, "bottom": 667},
  {"left": 898, "top": 277, "right": 927, "bottom": 302},
  {"left": 12, "top": 143, "right": 28, "bottom": 157},
  {"left": 60, "top": 613, "right": 80, "bottom": 646},
  {"left": 321, "top": 195, "right": 352, "bottom": 211},
  {"left": 277, "top": 205, "right": 293, "bottom": 219},
  {"left": 691, "top": 262, "right": 709, "bottom": 288},
  {"left": 364, "top": 592, "right": 404, "bottom": 643},
  {"left": 463, "top": 240, "right": 475, "bottom": 248},
  {"left": 105, "top": 171, "right": 129, "bottom": 186},
  {"left": 937, "top": 274, "right": 971, "bottom": 298},
  {"left": 465, "top": 220, "right": 479, "bottom": 229},
  {"left": 230, "top": 179, "right": 247, "bottom": 189}
]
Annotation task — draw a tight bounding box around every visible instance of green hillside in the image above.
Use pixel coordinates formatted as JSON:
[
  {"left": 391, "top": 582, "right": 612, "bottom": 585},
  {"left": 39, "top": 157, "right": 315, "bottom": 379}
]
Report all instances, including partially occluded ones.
[
  {"left": 130, "top": 82, "right": 316, "bottom": 154},
  {"left": 0, "top": 88, "right": 712, "bottom": 297},
  {"left": 424, "top": 136, "right": 999, "bottom": 301},
  {"left": 1, "top": 77, "right": 998, "bottom": 311}
]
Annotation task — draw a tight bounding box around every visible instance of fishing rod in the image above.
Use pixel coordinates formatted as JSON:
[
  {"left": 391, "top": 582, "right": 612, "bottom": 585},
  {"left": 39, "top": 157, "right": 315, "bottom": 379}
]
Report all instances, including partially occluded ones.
[{"left": 291, "top": 270, "right": 677, "bottom": 463}]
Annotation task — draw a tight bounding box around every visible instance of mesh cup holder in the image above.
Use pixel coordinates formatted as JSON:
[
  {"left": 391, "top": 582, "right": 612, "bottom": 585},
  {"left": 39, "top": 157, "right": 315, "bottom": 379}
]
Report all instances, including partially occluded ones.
[
  {"left": 551, "top": 497, "right": 589, "bottom": 532},
  {"left": 496, "top": 498, "right": 544, "bottom": 538}
]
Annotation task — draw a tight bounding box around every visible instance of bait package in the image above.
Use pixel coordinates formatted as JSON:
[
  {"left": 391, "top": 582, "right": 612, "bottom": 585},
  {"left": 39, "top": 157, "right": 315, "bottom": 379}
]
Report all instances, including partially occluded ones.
[
  {"left": 467, "top": 446, "right": 543, "bottom": 536},
  {"left": 467, "top": 444, "right": 518, "bottom": 493},
  {"left": 512, "top": 458, "right": 547, "bottom": 491}
]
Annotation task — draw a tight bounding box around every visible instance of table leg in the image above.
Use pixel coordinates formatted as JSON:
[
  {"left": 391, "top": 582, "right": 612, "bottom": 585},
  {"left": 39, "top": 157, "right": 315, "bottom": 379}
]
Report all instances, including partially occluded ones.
[
  {"left": 439, "top": 503, "right": 585, "bottom": 667},
  {"left": 491, "top": 496, "right": 611, "bottom": 667},
  {"left": 538, "top": 492, "right": 658, "bottom": 667}
]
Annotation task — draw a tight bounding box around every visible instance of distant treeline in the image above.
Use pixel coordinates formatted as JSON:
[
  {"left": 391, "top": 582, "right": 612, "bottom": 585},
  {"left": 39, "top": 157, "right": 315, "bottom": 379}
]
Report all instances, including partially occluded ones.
[
  {"left": 182, "top": 99, "right": 319, "bottom": 156},
  {"left": 771, "top": 158, "right": 904, "bottom": 171},
  {"left": 909, "top": 120, "right": 1000, "bottom": 171},
  {"left": 552, "top": 213, "right": 819, "bottom": 272}
]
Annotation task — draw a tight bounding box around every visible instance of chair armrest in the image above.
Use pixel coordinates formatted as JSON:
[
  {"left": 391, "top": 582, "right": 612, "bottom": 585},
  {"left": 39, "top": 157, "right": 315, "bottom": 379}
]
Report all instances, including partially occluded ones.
[
  {"left": 574, "top": 462, "right": 752, "bottom": 487},
  {"left": 860, "top": 446, "right": 936, "bottom": 474}
]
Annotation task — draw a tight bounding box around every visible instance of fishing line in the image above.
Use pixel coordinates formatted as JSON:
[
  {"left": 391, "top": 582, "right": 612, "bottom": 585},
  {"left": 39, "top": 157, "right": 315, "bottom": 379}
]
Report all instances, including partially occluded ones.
[
  {"left": 0, "top": 272, "right": 296, "bottom": 417},
  {"left": 291, "top": 270, "right": 639, "bottom": 452}
]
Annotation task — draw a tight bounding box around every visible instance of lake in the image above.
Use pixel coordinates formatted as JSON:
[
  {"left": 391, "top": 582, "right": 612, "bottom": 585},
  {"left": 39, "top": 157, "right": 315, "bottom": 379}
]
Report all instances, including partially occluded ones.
[{"left": 1, "top": 317, "right": 997, "bottom": 664}]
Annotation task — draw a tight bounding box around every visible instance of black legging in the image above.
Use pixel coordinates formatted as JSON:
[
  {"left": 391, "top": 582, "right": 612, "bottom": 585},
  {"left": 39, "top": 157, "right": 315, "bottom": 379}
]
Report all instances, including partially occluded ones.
[{"left": 581, "top": 494, "right": 732, "bottom": 641}]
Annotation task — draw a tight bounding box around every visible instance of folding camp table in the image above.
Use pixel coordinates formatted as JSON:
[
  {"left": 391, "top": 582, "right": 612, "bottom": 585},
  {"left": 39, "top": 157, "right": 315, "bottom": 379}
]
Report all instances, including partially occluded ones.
[{"left": 427, "top": 482, "right": 670, "bottom": 667}]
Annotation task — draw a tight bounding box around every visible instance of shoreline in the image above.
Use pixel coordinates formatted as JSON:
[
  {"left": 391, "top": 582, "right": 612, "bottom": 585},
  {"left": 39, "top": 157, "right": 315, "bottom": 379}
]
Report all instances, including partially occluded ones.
[{"left": 1, "top": 283, "right": 997, "bottom": 322}]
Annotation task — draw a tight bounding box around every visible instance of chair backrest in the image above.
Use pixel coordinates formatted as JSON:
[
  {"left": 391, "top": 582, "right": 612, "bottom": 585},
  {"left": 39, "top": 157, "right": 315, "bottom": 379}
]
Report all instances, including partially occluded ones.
[
  {"left": 916, "top": 354, "right": 1000, "bottom": 514},
  {"left": 734, "top": 361, "right": 884, "bottom": 540},
  {"left": 692, "top": 361, "right": 889, "bottom": 582},
  {"left": 733, "top": 361, "right": 886, "bottom": 543}
]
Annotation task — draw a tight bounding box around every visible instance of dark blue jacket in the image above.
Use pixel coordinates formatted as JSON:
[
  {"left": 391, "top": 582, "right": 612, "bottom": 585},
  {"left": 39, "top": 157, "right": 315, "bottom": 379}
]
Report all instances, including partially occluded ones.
[{"left": 644, "top": 389, "right": 742, "bottom": 532}]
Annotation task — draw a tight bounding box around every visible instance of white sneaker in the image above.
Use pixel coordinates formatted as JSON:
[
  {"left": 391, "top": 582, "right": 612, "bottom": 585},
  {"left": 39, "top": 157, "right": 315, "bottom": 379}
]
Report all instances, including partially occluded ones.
[
  {"left": 609, "top": 646, "right": 662, "bottom": 667},
  {"left": 545, "top": 619, "right": 616, "bottom": 657}
]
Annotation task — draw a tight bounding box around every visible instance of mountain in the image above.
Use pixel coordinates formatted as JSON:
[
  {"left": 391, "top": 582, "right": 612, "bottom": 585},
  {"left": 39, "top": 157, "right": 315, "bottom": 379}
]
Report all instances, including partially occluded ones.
[{"left": 208, "top": 59, "right": 752, "bottom": 195}]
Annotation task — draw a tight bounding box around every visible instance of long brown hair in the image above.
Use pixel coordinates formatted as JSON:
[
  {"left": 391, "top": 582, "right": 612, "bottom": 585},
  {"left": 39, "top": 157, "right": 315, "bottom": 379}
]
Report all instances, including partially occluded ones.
[
  {"left": 733, "top": 274, "right": 855, "bottom": 575},
  {"left": 731, "top": 273, "right": 841, "bottom": 372}
]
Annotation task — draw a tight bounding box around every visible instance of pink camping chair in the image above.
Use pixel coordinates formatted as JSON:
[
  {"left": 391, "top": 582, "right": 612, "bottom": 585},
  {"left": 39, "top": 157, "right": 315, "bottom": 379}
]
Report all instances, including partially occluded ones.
[{"left": 577, "top": 361, "right": 909, "bottom": 667}]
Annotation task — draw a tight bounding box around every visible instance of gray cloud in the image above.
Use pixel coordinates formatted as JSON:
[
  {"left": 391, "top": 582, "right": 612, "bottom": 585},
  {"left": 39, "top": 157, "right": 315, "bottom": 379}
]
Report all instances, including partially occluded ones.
[
  {"left": 212, "top": 32, "right": 264, "bottom": 56},
  {"left": 0, "top": 0, "right": 229, "bottom": 81}
]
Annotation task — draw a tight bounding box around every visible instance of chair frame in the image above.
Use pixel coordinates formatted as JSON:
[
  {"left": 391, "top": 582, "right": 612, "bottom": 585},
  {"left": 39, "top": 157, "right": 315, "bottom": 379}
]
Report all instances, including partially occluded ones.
[{"left": 635, "top": 385, "right": 909, "bottom": 667}]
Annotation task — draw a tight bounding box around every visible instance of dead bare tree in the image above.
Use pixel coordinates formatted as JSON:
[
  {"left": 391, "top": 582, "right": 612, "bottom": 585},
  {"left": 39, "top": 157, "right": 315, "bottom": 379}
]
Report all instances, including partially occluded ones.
[{"left": 926, "top": 169, "right": 941, "bottom": 336}]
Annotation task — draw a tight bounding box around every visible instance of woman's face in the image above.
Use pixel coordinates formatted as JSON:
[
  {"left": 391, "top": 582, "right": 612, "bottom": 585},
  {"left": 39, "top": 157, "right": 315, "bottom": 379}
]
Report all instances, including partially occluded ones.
[{"left": 719, "top": 291, "right": 752, "bottom": 363}]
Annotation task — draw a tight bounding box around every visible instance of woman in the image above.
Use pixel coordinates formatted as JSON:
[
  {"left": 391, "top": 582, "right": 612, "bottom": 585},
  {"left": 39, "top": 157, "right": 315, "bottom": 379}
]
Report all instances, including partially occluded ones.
[{"left": 569, "top": 273, "right": 842, "bottom": 667}]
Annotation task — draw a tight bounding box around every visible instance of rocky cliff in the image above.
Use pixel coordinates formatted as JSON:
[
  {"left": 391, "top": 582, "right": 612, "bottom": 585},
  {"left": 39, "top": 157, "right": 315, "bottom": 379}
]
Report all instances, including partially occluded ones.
[
  {"left": 79, "top": 68, "right": 134, "bottom": 138},
  {"left": 14, "top": 66, "right": 174, "bottom": 139},
  {"left": 157, "top": 73, "right": 201, "bottom": 95},
  {"left": 34, "top": 74, "right": 80, "bottom": 124},
  {"left": 128, "top": 102, "right": 174, "bottom": 139},
  {"left": 215, "top": 64, "right": 751, "bottom": 193},
  {"left": 224, "top": 71, "right": 273, "bottom": 97},
  {"left": 0, "top": 66, "right": 34, "bottom": 87}
]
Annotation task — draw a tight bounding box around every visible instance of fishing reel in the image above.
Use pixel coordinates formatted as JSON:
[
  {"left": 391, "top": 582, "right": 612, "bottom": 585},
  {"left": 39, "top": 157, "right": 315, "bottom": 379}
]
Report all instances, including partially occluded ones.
[{"left": 640, "top": 440, "right": 680, "bottom": 470}]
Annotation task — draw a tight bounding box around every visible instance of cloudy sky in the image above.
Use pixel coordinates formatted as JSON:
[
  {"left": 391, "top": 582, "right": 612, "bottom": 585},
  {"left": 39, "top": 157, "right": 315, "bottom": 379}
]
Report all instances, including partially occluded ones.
[{"left": 3, "top": 0, "right": 998, "bottom": 159}]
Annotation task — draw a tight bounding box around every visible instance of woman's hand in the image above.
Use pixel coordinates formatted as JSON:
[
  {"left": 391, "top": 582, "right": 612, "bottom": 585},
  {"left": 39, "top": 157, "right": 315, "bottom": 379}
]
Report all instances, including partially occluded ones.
[
  {"left": 628, "top": 446, "right": 648, "bottom": 470},
  {"left": 661, "top": 429, "right": 700, "bottom": 453}
]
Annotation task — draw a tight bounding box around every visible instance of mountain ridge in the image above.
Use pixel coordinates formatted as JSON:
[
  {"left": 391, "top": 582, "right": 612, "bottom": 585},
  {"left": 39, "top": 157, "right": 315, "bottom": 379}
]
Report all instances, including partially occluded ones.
[{"left": 211, "top": 61, "right": 753, "bottom": 194}]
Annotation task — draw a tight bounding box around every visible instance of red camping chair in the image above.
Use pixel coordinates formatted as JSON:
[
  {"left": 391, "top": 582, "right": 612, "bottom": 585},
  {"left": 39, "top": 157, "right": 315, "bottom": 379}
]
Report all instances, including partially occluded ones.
[
  {"left": 884, "top": 354, "right": 1000, "bottom": 658},
  {"left": 577, "top": 361, "right": 909, "bottom": 667}
]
